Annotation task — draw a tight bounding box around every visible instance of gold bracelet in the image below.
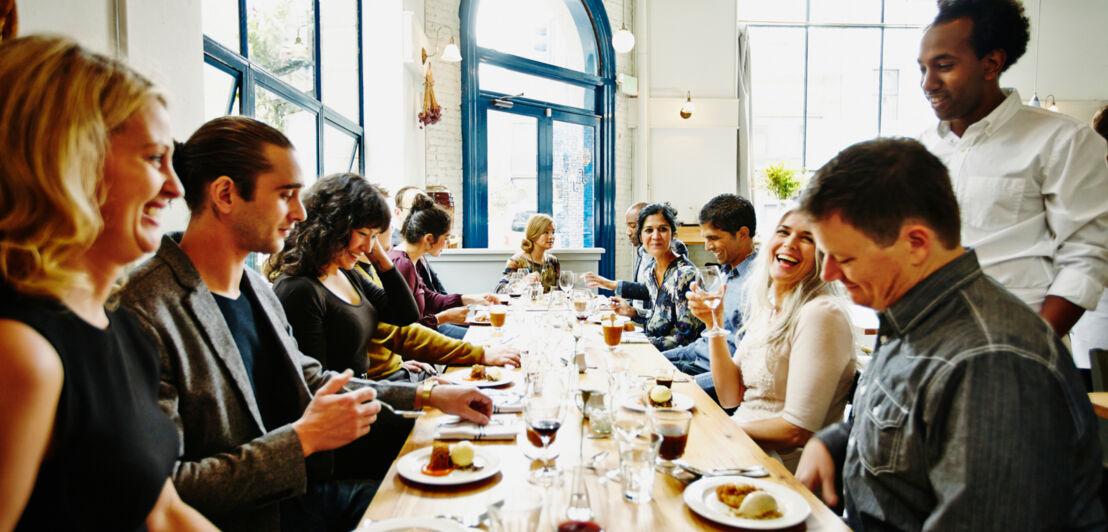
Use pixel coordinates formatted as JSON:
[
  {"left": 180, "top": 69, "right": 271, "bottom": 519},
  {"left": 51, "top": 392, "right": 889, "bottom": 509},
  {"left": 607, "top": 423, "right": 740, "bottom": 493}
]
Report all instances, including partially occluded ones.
[{"left": 421, "top": 380, "right": 438, "bottom": 407}]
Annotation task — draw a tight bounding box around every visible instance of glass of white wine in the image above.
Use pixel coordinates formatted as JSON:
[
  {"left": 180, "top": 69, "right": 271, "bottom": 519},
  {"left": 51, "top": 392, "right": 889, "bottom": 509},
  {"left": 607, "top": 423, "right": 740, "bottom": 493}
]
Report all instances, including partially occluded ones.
[{"left": 698, "top": 266, "right": 727, "bottom": 338}]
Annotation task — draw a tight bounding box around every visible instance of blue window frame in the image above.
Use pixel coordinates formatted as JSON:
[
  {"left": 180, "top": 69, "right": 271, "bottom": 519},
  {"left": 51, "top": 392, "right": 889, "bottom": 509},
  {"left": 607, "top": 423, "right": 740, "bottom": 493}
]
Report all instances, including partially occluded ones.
[
  {"left": 201, "top": 0, "right": 364, "bottom": 179},
  {"left": 461, "top": 0, "right": 617, "bottom": 279}
]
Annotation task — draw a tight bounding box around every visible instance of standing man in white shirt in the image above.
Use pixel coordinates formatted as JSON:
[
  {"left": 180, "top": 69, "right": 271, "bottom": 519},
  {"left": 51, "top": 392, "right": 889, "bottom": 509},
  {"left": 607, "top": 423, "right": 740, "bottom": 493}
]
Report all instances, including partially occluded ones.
[{"left": 917, "top": 0, "right": 1108, "bottom": 342}]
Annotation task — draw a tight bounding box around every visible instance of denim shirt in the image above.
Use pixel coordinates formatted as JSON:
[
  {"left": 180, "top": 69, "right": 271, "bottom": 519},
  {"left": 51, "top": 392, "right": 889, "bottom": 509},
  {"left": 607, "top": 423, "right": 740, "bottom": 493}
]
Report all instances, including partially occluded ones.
[
  {"left": 636, "top": 254, "right": 704, "bottom": 350},
  {"left": 816, "top": 251, "right": 1104, "bottom": 531},
  {"left": 661, "top": 251, "right": 758, "bottom": 372}
]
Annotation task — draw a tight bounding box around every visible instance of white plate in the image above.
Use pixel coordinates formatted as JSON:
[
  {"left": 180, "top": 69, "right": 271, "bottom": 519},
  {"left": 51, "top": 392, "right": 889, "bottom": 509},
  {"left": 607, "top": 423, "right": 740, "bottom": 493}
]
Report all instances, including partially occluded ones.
[
  {"left": 457, "top": 373, "right": 514, "bottom": 388},
  {"left": 683, "top": 476, "right": 811, "bottom": 530},
  {"left": 622, "top": 391, "right": 695, "bottom": 412},
  {"left": 396, "top": 445, "right": 501, "bottom": 486},
  {"left": 358, "top": 516, "right": 468, "bottom": 532}
]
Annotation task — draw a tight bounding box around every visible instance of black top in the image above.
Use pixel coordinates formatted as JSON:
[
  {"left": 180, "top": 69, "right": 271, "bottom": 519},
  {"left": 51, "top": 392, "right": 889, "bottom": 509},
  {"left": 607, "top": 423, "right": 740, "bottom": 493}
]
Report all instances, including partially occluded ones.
[
  {"left": 2, "top": 289, "right": 179, "bottom": 531},
  {"left": 212, "top": 283, "right": 300, "bottom": 433},
  {"left": 273, "top": 267, "right": 418, "bottom": 376}
]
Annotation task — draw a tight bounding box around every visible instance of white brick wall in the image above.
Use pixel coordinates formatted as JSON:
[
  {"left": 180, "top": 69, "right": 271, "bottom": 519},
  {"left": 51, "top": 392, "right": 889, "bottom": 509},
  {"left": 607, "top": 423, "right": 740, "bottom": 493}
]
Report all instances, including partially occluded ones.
[{"left": 423, "top": 0, "right": 637, "bottom": 281}]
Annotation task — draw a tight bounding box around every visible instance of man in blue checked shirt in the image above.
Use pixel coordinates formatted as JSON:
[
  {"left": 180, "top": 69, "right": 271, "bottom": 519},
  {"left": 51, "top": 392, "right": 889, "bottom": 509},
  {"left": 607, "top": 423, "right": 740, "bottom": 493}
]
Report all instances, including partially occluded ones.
[{"left": 662, "top": 194, "right": 757, "bottom": 404}]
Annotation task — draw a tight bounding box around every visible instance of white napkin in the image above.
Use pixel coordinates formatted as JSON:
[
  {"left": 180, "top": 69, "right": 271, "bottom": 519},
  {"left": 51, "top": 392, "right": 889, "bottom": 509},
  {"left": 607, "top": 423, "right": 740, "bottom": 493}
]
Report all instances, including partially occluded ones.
[
  {"left": 621, "top": 331, "right": 652, "bottom": 344},
  {"left": 487, "top": 390, "right": 523, "bottom": 414},
  {"left": 435, "top": 414, "right": 520, "bottom": 440}
]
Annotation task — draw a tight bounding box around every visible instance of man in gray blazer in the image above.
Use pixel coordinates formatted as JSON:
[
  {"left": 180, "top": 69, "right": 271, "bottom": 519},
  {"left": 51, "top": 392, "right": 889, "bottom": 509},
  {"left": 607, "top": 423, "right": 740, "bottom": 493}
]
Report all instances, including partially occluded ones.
[{"left": 120, "top": 116, "right": 491, "bottom": 532}]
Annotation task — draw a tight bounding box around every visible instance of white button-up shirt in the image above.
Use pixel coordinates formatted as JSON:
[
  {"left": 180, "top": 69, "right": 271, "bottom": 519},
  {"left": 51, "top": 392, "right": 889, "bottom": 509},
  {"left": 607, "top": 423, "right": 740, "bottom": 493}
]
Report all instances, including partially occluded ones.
[{"left": 919, "top": 90, "right": 1108, "bottom": 311}]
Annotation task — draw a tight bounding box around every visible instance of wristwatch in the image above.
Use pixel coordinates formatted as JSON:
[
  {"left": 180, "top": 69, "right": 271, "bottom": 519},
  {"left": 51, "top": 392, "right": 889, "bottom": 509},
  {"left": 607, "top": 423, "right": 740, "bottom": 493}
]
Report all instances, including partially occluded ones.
[{"left": 420, "top": 380, "right": 439, "bottom": 407}]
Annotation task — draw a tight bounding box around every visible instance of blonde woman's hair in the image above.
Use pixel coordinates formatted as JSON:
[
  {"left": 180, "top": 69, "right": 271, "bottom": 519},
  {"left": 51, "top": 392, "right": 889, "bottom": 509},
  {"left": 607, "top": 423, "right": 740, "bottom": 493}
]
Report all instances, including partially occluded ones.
[
  {"left": 520, "top": 213, "right": 554, "bottom": 253},
  {"left": 0, "top": 35, "right": 162, "bottom": 300},
  {"left": 735, "top": 207, "right": 850, "bottom": 355}
]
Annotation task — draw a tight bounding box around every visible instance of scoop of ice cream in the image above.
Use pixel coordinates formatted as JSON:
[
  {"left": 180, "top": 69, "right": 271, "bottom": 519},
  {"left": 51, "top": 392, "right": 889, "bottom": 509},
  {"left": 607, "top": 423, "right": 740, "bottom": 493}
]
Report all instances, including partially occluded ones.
[
  {"left": 485, "top": 367, "right": 503, "bottom": 381},
  {"left": 649, "top": 385, "right": 672, "bottom": 405},
  {"left": 450, "top": 441, "right": 475, "bottom": 467},
  {"left": 738, "top": 490, "right": 777, "bottom": 518}
]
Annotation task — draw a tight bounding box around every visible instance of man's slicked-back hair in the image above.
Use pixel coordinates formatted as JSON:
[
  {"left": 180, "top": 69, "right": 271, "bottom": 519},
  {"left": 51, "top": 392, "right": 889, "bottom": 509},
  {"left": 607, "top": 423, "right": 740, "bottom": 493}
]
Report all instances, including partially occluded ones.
[
  {"left": 174, "top": 115, "right": 293, "bottom": 212},
  {"left": 933, "top": 0, "right": 1030, "bottom": 73},
  {"left": 698, "top": 193, "right": 756, "bottom": 236},
  {"left": 799, "top": 138, "right": 961, "bottom": 249}
]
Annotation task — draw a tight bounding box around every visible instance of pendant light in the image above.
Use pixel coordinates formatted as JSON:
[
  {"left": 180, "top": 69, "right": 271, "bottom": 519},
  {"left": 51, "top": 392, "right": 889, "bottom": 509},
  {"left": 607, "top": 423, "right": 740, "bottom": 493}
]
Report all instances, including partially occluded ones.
[
  {"left": 1027, "top": 0, "right": 1043, "bottom": 107},
  {"left": 612, "top": 0, "right": 635, "bottom": 53}
]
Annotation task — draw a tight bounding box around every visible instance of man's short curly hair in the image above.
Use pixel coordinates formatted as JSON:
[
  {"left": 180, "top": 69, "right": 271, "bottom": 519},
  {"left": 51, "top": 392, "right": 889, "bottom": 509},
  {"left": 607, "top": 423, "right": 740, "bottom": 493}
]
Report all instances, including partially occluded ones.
[
  {"left": 933, "top": 0, "right": 1030, "bottom": 73},
  {"left": 265, "top": 173, "right": 389, "bottom": 279}
]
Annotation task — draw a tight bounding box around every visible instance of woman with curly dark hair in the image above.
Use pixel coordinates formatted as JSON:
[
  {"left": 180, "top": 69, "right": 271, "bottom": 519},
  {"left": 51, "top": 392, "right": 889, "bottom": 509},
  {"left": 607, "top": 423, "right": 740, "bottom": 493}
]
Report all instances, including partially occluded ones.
[{"left": 267, "top": 173, "right": 419, "bottom": 378}]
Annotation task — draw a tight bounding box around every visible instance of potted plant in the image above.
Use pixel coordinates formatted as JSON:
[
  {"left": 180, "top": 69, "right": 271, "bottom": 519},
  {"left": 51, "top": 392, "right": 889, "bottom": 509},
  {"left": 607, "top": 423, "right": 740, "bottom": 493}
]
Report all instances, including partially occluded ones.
[{"left": 759, "top": 161, "right": 804, "bottom": 201}]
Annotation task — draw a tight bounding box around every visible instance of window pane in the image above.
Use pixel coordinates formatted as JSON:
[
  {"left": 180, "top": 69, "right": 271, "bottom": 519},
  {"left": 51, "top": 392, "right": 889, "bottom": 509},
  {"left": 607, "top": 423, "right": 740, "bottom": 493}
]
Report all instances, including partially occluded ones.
[
  {"left": 476, "top": 0, "right": 597, "bottom": 74},
  {"left": 881, "top": 28, "right": 935, "bottom": 137},
  {"left": 320, "top": 0, "right": 360, "bottom": 120},
  {"left": 203, "top": 62, "right": 240, "bottom": 120},
  {"left": 323, "top": 123, "right": 359, "bottom": 176},
  {"left": 247, "top": 0, "right": 316, "bottom": 96},
  {"left": 749, "top": 26, "right": 805, "bottom": 172},
  {"left": 487, "top": 110, "right": 537, "bottom": 249},
  {"left": 552, "top": 121, "right": 595, "bottom": 248},
  {"left": 479, "top": 64, "right": 592, "bottom": 109},
  {"left": 806, "top": 28, "right": 881, "bottom": 169},
  {"left": 738, "top": 0, "right": 806, "bottom": 23},
  {"left": 256, "top": 85, "right": 319, "bottom": 183},
  {"left": 883, "top": 0, "right": 938, "bottom": 25},
  {"left": 809, "top": 0, "right": 882, "bottom": 25},
  {"left": 202, "top": 0, "right": 240, "bottom": 51}
]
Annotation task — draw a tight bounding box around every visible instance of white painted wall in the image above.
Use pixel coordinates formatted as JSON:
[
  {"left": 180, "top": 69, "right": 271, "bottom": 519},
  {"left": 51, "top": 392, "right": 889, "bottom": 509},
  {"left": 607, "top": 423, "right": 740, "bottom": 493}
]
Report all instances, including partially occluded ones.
[
  {"left": 19, "top": 0, "right": 204, "bottom": 233},
  {"left": 643, "top": 0, "right": 739, "bottom": 225},
  {"left": 1003, "top": 0, "right": 1108, "bottom": 122}
]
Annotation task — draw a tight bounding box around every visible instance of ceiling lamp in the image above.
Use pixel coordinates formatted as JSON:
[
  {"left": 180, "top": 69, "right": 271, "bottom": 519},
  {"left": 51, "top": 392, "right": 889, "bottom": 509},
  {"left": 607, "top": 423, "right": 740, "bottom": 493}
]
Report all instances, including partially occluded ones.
[
  {"left": 680, "top": 91, "right": 695, "bottom": 119},
  {"left": 612, "top": 0, "right": 635, "bottom": 53}
]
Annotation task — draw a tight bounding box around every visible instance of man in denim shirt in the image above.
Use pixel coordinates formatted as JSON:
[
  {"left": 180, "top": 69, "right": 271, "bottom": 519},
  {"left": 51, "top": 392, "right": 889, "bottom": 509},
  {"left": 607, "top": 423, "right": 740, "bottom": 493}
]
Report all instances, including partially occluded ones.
[
  {"left": 663, "top": 194, "right": 757, "bottom": 401},
  {"left": 795, "top": 138, "right": 1104, "bottom": 531}
]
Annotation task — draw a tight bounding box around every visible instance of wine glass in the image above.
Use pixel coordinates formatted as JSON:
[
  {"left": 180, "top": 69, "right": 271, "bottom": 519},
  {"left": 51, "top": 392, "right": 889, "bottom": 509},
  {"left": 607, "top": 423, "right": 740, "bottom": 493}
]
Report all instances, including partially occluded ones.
[
  {"left": 698, "top": 266, "right": 727, "bottom": 338},
  {"left": 524, "top": 374, "right": 568, "bottom": 485},
  {"left": 559, "top": 269, "right": 576, "bottom": 294}
]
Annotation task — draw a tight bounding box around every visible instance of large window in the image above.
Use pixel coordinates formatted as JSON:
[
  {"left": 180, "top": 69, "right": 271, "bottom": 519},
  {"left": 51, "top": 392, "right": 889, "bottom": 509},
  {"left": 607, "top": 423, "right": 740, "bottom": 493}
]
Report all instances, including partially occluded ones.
[
  {"left": 201, "top": 0, "right": 363, "bottom": 183},
  {"left": 741, "top": 0, "right": 937, "bottom": 173},
  {"left": 461, "top": 0, "right": 617, "bottom": 278}
]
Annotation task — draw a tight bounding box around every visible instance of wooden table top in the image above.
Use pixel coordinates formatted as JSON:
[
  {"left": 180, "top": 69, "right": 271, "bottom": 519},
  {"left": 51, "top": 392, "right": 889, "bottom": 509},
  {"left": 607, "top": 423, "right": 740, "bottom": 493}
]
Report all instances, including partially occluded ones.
[
  {"left": 361, "top": 321, "right": 850, "bottom": 531},
  {"left": 1089, "top": 392, "right": 1108, "bottom": 419}
]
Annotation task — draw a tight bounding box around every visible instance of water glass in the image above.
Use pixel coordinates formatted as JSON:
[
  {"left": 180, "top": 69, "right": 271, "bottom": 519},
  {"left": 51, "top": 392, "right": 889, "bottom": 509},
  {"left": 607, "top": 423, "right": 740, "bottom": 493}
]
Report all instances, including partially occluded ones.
[
  {"left": 488, "top": 489, "right": 543, "bottom": 532},
  {"left": 617, "top": 431, "right": 662, "bottom": 504}
]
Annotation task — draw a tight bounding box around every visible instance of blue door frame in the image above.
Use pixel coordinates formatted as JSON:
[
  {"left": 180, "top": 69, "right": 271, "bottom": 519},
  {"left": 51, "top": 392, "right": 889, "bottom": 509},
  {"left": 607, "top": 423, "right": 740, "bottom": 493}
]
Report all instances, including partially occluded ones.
[{"left": 460, "top": 0, "right": 617, "bottom": 280}]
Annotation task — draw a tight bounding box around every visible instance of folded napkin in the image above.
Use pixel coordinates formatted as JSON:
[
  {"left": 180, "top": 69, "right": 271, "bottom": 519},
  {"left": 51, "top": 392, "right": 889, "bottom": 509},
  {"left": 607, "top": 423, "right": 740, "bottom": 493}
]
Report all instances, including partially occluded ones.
[
  {"left": 486, "top": 390, "right": 523, "bottom": 414},
  {"left": 435, "top": 414, "right": 520, "bottom": 440},
  {"left": 621, "top": 331, "right": 652, "bottom": 344}
]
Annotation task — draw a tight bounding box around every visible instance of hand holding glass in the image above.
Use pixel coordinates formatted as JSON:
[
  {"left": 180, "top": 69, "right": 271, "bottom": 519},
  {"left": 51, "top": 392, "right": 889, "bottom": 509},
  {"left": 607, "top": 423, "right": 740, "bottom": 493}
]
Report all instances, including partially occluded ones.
[{"left": 697, "top": 266, "right": 727, "bottom": 337}]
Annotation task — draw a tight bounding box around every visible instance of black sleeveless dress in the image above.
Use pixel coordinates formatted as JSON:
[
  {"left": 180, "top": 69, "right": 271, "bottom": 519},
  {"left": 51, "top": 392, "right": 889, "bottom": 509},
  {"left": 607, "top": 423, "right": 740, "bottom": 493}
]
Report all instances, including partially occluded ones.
[{"left": 2, "top": 290, "right": 179, "bottom": 531}]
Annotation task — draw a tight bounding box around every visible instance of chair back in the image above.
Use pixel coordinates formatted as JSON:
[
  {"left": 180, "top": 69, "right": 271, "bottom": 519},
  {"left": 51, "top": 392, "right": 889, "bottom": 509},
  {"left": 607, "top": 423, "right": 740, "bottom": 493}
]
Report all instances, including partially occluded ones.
[{"left": 1087, "top": 348, "right": 1108, "bottom": 468}]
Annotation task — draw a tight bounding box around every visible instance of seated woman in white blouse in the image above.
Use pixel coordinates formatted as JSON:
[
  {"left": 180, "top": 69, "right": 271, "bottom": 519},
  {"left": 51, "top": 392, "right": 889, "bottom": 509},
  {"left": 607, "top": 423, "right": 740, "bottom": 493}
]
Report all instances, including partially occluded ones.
[{"left": 689, "top": 207, "right": 856, "bottom": 472}]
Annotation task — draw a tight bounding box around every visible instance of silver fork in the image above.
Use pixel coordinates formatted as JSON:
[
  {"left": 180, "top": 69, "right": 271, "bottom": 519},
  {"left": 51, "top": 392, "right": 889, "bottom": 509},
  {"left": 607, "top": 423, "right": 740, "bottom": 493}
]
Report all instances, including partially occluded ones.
[
  {"left": 435, "top": 511, "right": 488, "bottom": 528},
  {"left": 672, "top": 458, "right": 769, "bottom": 478},
  {"left": 377, "top": 399, "right": 425, "bottom": 418}
]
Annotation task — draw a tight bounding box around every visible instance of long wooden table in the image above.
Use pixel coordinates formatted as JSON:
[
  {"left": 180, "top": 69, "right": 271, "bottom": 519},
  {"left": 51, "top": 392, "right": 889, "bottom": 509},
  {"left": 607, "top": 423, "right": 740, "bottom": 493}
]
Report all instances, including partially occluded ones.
[
  {"left": 361, "top": 321, "right": 850, "bottom": 531},
  {"left": 1089, "top": 392, "right": 1108, "bottom": 419}
]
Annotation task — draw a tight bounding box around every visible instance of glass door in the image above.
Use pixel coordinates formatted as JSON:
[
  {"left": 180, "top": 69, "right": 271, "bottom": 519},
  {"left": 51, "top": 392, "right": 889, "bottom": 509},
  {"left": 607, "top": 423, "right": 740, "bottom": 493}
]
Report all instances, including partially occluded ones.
[{"left": 483, "top": 104, "right": 599, "bottom": 250}]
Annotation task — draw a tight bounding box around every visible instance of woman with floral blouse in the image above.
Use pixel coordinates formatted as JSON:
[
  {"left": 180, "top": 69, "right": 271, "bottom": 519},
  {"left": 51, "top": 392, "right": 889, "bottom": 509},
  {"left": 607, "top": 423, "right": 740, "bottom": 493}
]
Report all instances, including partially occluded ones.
[
  {"left": 612, "top": 203, "right": 704, "bottom": 350},
  {"left": 495, "top": 213, "right": 561, "bottom": 293}
]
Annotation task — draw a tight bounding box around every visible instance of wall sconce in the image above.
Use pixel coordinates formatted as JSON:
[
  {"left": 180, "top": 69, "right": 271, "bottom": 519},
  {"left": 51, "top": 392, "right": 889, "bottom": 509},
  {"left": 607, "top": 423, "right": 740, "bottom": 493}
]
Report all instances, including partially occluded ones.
[
  {"left": 1044, "top": 94, "right": 1058, "bottom": 112},
  {"left": 422, "top": 26, "right": 461, "bottom": 64},
  {"left": 611, "top": 0, "right": 635, "bottom": 53},
  {"left": 679, "top": 91, "right": 695, "bottom": 119}
]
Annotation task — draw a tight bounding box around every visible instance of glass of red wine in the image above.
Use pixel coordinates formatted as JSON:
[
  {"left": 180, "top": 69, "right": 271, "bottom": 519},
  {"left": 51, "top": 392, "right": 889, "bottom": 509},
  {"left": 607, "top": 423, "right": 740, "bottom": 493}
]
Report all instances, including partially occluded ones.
[{"left": 524, "top": 374, "right": 568, "bottom": 485}]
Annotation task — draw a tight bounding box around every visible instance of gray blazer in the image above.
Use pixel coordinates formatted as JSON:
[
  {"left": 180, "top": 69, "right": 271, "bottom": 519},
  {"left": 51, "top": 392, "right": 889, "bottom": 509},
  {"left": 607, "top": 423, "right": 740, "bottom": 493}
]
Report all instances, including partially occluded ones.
[{"left": 121, "top": 234, "right": 415, "bottom": 531}]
